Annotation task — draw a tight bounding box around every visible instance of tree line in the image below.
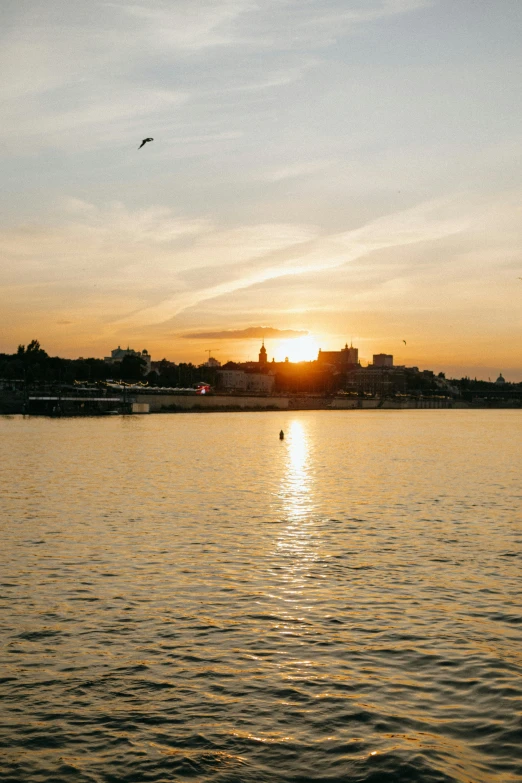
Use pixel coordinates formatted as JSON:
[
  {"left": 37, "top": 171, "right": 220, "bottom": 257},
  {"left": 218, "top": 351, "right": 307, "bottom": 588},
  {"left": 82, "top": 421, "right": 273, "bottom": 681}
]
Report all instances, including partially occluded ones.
[{"left": 0, "top": 341, "right": 217, "bottom": 386}]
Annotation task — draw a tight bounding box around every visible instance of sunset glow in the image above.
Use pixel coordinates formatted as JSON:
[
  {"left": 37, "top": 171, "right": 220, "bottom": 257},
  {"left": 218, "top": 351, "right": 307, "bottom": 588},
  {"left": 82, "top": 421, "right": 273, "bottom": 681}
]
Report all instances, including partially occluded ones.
[
  {"left": 0, "top": 2, "right": 520, "bottom": 379},
  {"left": 273, "top": 336, "right": 319, "bottom": 364},
  {"left": 1, "top": 4, "right": 520, "bottom": 780}
]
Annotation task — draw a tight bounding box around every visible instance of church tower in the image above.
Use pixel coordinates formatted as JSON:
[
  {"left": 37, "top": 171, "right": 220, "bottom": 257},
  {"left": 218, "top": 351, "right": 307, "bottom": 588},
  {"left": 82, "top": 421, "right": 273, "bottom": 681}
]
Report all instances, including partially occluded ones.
[{"left": 259, "top": 340, "right": 267, "bottom": 367}]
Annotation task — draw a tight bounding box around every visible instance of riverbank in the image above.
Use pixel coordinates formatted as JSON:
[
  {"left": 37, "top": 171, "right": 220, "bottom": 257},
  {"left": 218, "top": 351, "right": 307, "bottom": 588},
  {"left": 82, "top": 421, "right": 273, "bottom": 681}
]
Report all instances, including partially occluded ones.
[
  {"left": 134, "top": 394, "right": 458, "bottom": 413},
  {"left": 3, "top": 389, "right": 521, "bottom": 415}
]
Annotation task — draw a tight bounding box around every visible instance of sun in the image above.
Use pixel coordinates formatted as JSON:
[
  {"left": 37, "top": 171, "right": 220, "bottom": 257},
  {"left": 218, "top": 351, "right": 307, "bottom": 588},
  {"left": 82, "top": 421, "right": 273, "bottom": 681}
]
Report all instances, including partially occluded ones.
[{"left": 274, "top": 335, "right": 319, "bottom": 363}]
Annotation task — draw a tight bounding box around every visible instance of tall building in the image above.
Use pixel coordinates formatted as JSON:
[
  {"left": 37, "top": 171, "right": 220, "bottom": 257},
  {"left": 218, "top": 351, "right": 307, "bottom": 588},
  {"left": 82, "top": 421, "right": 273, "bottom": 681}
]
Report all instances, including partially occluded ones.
[
  {"left": 373, "top": 354, "right": 393, "bottom": 368},
  {"left": 317, "top": 342, "right": 359, "bottom": 367},
  {"left": 343, "top": 343, "right": 359, "bottom": 365},
  {"left": 347, "top": 365, "right": 405, "bottom": 395},
  {"left": 259, "top": 340, "right": 268, "bottom": 367}
]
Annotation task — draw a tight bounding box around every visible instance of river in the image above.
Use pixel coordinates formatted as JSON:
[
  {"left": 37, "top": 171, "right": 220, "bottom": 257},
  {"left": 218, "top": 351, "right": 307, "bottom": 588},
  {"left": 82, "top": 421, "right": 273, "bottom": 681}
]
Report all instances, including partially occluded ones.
[{"left": 1, "top": 410, "right": 521, "bottom": 782}]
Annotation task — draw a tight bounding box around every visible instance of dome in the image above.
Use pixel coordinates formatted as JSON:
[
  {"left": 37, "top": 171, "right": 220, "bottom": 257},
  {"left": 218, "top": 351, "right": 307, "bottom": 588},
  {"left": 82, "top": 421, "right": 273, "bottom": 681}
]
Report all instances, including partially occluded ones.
[{"left": 495, "top": 373, "right": 505, "bottom": 384}]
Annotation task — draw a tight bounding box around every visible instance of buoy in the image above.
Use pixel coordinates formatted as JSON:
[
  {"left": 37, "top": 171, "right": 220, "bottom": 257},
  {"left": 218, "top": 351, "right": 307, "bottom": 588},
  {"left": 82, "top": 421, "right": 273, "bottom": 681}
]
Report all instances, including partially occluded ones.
[{"left": 279, "top": 430, "right": 284, "bottom": 440}]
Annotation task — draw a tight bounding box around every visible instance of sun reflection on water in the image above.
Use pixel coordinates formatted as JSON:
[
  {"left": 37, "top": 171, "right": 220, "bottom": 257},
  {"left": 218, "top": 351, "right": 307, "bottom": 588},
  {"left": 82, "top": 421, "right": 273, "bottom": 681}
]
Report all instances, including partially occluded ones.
[
  {"left": 274, "top": 419, "right": 318, "bottom": 582},
  {"left": 282, "top": 420, "right": 311, "bottom": 523}
]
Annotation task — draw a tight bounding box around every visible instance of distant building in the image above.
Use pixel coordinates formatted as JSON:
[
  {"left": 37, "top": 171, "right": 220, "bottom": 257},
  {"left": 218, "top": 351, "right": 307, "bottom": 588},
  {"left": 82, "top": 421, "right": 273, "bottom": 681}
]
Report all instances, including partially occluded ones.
[
  {"left": 372, "top": 354, "right": 393, "bottom": 368},
  {"left": 218, "top": 367, "right": 274, "bottom": 393},
  {"left": 259, "top": 340, "right": 268, "bottom": 367},
  {"left": 347, "top": 365, "right": 405, "bottom": 395},
  {"left": 495, "top": 373, "right": 506, "bottom": 385},
  {"left": 246, "top": 372, "right": 274, "bottom": 393},
  {"left": 104, "top": 346, "right": 151, "bottom": 373},
  {"left": 317, "top": 342, "right": 359, "bottom": 367},
  {"left": 218, "top": 369, "right": 246, "bottom": 390}
]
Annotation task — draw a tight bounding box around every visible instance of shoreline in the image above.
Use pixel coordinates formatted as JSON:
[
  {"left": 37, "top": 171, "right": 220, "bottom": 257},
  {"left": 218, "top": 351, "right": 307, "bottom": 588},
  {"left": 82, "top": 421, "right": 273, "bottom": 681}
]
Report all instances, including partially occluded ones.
[
  {"left": 2, "top": 391, "right": 521, "bottom": 416},
  {"left": 4, "top": 404, "right": 522, "bottom": 418}
]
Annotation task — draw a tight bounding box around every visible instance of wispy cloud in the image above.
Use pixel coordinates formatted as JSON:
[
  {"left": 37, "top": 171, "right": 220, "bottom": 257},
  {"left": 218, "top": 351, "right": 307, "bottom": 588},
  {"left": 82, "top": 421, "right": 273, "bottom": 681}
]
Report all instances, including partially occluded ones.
[
  {"left": 259, "top": 160, "right": 332, "bottom": 183},
  {"left": 113, "top": 198, "right": 467, "bottom": 327},
  {"left": 3, "top": 0, "right": 521, "bottom": 377},
  {"left": 115, "top": 0, "right": 433, "bottom": 52},
  {"left": 0, "top": 0, "right": 434, "bottom": 154},
  {"left": 114, "top": 0, "right": 253, "bottom": 51},
  {"left": 4, "top": 89, "right": 186, "bottom": 142},
  {"left": 183, "top": 327, "right": 308, "bottom": 339},
  {"left": 0, "top": 202, "right": 211, "bottom": 287}
]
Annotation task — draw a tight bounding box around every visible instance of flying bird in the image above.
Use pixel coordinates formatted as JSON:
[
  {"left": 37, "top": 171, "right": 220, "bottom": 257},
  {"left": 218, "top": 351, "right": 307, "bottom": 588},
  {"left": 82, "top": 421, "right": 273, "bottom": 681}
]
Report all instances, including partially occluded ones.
[
  {"left": 403, "top": 340, "right": 407, "bottom": 345},
  {"left": 138, "top": 137, "right": 154, "bottom": 149}
]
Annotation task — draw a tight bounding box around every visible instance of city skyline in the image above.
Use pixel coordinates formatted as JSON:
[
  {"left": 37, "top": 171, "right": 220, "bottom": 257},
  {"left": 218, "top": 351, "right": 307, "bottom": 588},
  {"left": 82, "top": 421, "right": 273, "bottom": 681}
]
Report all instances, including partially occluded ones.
[
  {"left": 1, "top": 1, "right": 521, "bottom": 380},
  {"left": 3, "top": 335, "right": 516, "bottom": 385}
]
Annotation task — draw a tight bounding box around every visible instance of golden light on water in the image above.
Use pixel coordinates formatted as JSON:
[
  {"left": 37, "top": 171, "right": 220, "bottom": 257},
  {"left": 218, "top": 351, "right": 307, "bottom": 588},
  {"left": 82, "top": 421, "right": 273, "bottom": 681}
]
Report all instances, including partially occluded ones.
[
  {"left": 276, "top": 420, "right": 317, "bottom": 580},
  {"left": 283, "top": 420, "right": 310, "bottom": 523},
  {"left": 2, "top": 413, "right": 521, "bottom": 781},
  {"left": 274, "top": 420, "right": 319, "bottom": 653}
]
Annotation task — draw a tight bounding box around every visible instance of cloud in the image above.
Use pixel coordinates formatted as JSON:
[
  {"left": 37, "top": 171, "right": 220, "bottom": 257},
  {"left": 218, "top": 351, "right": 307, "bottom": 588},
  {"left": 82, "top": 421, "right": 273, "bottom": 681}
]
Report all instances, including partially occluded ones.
[
  {"left": 113, "top": 197, "right": 468, "bottom": 327},
  {"left": 115, "top": 0, "right": 252, "bottom": 52},
  {"left": 0, "top": 0, "right": 434, "bottom": 155},
  {"left": 259, "top": 160, "right": 332, "bottom": 183},
  {"left": 182, "top": 327, "right": 308, "bottom": 339},
  {"left": 115, "top": 0, "right": 432, "bottom": 53},
  {"left": 0, "top": 201, "right": 212, "bottom": 288}
]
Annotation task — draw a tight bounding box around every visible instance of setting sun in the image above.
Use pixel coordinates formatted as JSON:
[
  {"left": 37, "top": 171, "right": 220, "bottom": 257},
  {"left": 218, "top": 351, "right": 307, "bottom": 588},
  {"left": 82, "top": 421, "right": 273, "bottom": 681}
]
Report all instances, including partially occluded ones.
[{"left": 273, "top": 336, "right": 319, "bottom": 363}]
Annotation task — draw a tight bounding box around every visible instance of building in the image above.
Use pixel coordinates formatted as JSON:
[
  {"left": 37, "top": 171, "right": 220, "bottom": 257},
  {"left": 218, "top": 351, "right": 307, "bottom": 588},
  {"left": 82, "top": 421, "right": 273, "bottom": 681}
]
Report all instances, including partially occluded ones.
[
  {"left": 372, "top": 354, "right": 393, "bottom": 368},
  {"left": 347, "top": 365, "right": 405, "bottom": 395},
  {"left": 259, "top": 340, "right": 268, "bottom": 367},
  {"left": 495, "top": 373, "right": 506, "bottom": 385},
  {"left": 317, "top": 343, "right": 359, "bottom": 367},
  {"left": 218, "top": 369, "right": 246, "bottom": 390},
  {"left": 217, "top": 367, "right": 275, "bottom": 393},
  {"left": 246, "top": 372, "right": 274, "bottom": 393},
  {"left": 104, "top": 346, "right": 151, "bottom": 373}
]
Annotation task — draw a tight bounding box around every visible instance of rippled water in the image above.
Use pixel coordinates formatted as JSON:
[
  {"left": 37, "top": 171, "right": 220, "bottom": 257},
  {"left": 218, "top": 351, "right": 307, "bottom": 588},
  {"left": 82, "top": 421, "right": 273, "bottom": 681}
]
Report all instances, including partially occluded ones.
[{"left": 1, "top": 411, "right": 521, "bottom": 783}]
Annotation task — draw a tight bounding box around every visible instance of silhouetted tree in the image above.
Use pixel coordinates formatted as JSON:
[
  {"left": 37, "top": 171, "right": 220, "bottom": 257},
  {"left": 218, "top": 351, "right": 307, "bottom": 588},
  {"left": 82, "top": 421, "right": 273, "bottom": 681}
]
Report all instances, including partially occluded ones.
[{"left": 119, "top": 354, "right": 147, "bottom": 381}]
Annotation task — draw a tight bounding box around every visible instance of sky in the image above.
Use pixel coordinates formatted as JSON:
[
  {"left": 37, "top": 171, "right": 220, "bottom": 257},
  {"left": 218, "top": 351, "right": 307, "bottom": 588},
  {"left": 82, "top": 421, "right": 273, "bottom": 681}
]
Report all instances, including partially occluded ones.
[{"left": 1, "top": 0, "right": 521, "bottom": 379}]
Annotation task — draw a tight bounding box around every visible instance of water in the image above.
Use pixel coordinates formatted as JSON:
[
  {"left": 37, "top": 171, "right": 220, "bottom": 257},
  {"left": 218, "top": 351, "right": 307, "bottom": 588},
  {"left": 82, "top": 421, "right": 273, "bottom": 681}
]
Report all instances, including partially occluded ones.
[{"left": 1, "top": 411, "right": 521, "bottom": 783}]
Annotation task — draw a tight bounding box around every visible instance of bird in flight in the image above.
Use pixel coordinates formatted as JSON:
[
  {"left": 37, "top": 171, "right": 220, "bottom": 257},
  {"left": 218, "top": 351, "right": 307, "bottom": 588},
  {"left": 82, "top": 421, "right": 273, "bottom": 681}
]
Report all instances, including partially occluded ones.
[
  {"left": 138, "top": 137, "right": 154, "bottom": 149},
  {"left": 403, "top": 340, "right": 407, "bottom": 345}
]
